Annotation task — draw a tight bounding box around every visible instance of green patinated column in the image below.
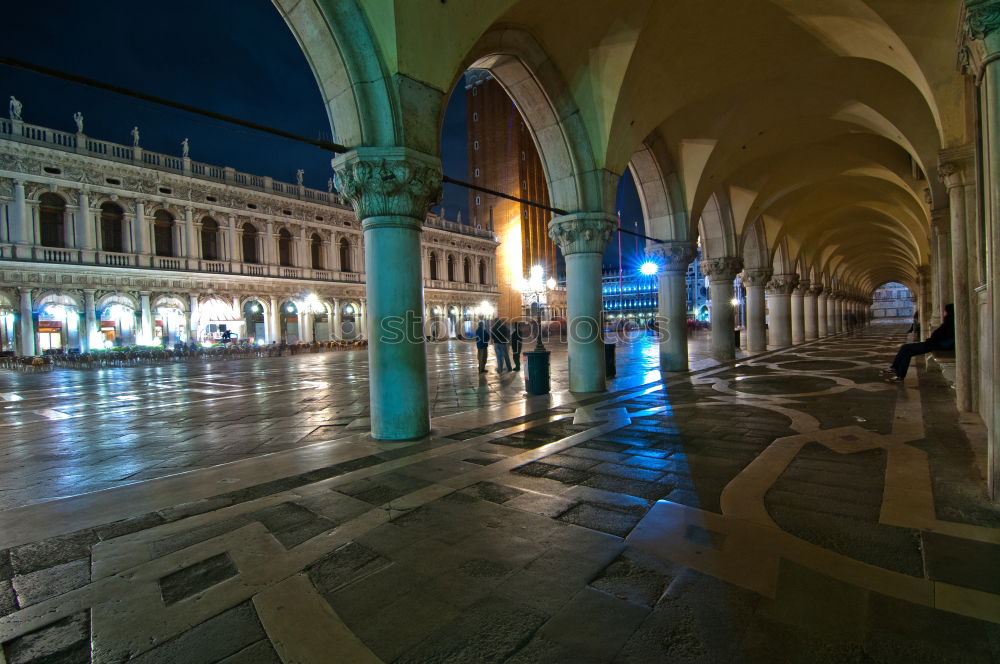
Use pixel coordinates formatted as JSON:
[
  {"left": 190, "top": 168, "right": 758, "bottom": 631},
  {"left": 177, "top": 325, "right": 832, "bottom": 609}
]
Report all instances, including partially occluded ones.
[
  {"left": 333, "top": 148, "right": 441, "bottom": 440},
  {"left": 646, "top": 241, "right": 695, "bottom": 371},
  {"left": 965, "top": 0, "right": 1000, "bottom": 499},
  {"left": 549, "top": 213, "right": 616, "bottom": 392}
]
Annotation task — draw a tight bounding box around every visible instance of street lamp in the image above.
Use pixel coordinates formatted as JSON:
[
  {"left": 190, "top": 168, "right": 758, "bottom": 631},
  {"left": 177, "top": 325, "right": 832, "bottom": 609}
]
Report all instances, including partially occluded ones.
[{"left": 518, "top": 264, "right": 553, "bottom": 351}]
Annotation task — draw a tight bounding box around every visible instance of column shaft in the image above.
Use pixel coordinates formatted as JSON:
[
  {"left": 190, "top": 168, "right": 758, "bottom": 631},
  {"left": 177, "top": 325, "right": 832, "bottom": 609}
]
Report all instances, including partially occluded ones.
[
  {"left": 18, "top": 289, "right": 34, "bottom": 356},
  {"left": 83, "top": 289, "right": 98, "bottom": 352},
  {"left": 647, "top": 242, "right": 694, "bottom": 371},
  {"left": 11, "top": 180, "right": 28, "bottom": 245},
  {"left": 791, "top": 288, "right": 806, "bottom": 344}
]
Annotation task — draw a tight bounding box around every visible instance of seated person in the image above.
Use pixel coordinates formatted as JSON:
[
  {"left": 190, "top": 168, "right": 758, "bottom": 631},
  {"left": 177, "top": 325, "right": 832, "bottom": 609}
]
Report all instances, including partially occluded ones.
[{"left": 882, "top": 304, "right": 954, "bottom": 382}]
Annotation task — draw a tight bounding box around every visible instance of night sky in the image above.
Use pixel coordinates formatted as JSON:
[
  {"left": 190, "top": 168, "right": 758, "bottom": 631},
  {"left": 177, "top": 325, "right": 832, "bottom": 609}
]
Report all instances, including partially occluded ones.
[{"left": 1, "top": 1, "right": 644, "bottom": 271}]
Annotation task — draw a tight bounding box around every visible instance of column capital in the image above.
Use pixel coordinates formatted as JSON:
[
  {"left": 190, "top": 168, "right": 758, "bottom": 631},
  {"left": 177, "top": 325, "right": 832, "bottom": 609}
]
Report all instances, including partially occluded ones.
[
  {"left": 548, "top": 212, "right": 616, "bottom": 255},
  {"left": 809, "top": 284, "right": 824, "bottom": 297},
  {"left": 966, "top": 1, "right": 1000, "bottom": 42},
  {"left": 766, "top": 273, "right": 799, "bottom": 295},
  {"left": 332, "top": 147, "right": 442, "bottom": 222},
  {"left": 794, "top": 279, "right": 811, "bottom": 296},
  {"left": 700, "top": 256, "right": 743, "bottom": 282},
  {"left": 741, "top": 268, "right": 772, "bottom": 288},
  {"left": 938, "top": 145, "right": 976, "bottom": 189},
  {"left": 645, "top": 241, "right": 695, "bottom": 273}
]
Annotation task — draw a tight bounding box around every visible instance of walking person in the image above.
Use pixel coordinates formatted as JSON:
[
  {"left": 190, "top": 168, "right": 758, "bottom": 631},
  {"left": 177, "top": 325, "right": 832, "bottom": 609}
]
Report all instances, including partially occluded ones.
[
  {"left": 882, "top": 304, "right": 954, "bottom": 382},
  {"left": 510, "top": 321, "right": 522, "bottom": 371},
  {"left": 492, "top": 318, "right": 512, "bottom": 373},
  {"left": 475, "top": 320, "right": 490, "bottom": 373}
]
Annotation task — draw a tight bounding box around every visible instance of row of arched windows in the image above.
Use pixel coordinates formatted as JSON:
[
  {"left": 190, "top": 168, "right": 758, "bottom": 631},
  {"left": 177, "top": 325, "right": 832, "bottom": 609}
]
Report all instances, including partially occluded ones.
[
  {"left": 427, "top": 251, "right": 488, "bottom": 284},
  {"left": 36, "top": 193, "right": 353, "bottom": 271}
]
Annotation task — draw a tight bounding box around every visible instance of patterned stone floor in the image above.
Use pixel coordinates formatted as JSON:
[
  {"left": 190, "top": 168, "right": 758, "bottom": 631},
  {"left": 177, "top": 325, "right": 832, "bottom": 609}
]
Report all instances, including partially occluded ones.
[{"left": 1, "top": 324, "right": 998, "bottom": 663}]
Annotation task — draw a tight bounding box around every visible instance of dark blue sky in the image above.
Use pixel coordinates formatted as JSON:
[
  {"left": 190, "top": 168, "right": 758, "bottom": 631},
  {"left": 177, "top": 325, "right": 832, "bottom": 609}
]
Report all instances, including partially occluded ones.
[{"left": 1, "top": 1, "right": 644, "bottom": 270}]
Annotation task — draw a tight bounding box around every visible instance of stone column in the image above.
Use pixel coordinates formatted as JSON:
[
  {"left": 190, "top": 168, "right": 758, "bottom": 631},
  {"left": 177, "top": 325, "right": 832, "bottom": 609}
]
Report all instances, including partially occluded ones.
[
  {"left": 817, "top": 290, "right": 828, "bottom": 337},
  {"left": 931, "top": 208, "right": 953, "bottom": 328},
  {"left": 804, "top": 285, "right": 821, "bottom": 340},
  {"left": 268, "top": 295, "right": 278, "bottom": 343},
  {"left": 78, "top": 189, "right": 95, "bottom": 251},
  {"left": 742, "top": 269, "right": 771, "bottom": 352},
  {"left": 185, "top": 207, "right": 198, "bottom": 263},
  {"left": 18, "top": 288, "right": 34, "bottom": 356},
  {"left": 139, "top": 291, "right": 152, "bottom": 345},
  {"left": 835, "top": 294, "right": 846, "bottom": 333},
  {"left": 791, "top": 280, "right": 808, "bottom": 344},
  {"left": 333, "top": 147, "right": 440, "bottom": 439},
  {"left": 701, "top": 257, "right": 743, "bottom": 360},
  {"left": 358, "top": 298, "right": 367, "bottom": 340},
  {"left": 332, "top": 298, "right": 342, "bottom": 341},
  {"left": 646, "top": 242, "right": 695, "bottom": 371},
  {"left": 940, "top": 152, "right": 975, "bottom": 411},
  {"left": 83, "top": 289, "right": 98, "bottom": 352},
  {"left": 300, "top": 310, "right": 312, "bottom": 343},
  {"left": 134, "top": 199, "right": 150, "bottom": 256},
  {"left": 227, "top": 215, "right": 239, "bottom": 264},
  {"left": 189, "top": 294, "right": 199, "bottom": 343},
  {"left": 766, "top": 274, "right": 798, "bottom": 348},
  {"left": 549, "top": 212, "right": 617, "bottom": 392},
  {"left": 11, "top": 180, "right": 28, "bottom": 246},
  {"left": 264, "top": 221, "right": 275, "bottom": 266}
]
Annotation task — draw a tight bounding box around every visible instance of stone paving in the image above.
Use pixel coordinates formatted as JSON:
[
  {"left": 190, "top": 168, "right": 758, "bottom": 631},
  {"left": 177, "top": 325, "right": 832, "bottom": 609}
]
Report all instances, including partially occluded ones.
[{"left": 1, "top": 324, "right": 998, "bottom": 663}]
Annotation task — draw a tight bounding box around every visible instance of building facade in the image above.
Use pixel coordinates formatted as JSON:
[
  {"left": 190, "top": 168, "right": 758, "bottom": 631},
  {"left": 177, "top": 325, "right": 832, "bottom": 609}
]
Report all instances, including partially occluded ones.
[
  {"left": 871, "top": 282, "right": 916, "bottom": 320},
  {"left": 0, "top": 116, "right": 498, "bottom": 354},
  {"left": 602, "top": 248, "right": 709, "bottom": 326},
  {"left": 466, "top": 70, "right": 560, "bottom": 319}
]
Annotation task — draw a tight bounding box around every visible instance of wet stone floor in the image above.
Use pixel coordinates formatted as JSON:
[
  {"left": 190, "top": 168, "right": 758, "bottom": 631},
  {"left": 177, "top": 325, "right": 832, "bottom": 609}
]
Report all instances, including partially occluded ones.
[{"left": 1, "top": 325, "right": 999, "bottom": 663}]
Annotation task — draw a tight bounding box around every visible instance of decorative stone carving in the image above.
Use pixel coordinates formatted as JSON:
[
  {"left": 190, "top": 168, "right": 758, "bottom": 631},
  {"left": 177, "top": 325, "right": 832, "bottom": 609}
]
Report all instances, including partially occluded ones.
[
  {"left": 548, "top": 212, "right": 616, "bottom": 255},
  {"left": 700, "top": 256, "right": 743, "bottom": 282},
  {"left": 766, "top": 274, "right": 799, "bottom": 295},
  {"left": 809, "top": 284, "right": 824, "bottom": 297},
  {"left": 794, "top": 279, "right": 811, "bottom": 296},
  {"left": 741, "top": 268, "right": 772, "bottom": 288},
  {"left": 930, "top": 208, "right": 950, "bottom": 235},
  {"left": 332, "top": 148, "right": 442, "bottom": 222},
  {"left": 967, "top": 2, "right": 1000, "bottom": 41},
  {"left": 644, "top": 241, "right": 695, "bottom": 272}
]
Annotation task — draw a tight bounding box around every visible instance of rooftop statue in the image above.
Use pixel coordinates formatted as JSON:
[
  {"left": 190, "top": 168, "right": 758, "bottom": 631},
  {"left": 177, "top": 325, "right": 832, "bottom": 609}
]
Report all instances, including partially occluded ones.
[
  {"left": 131, "top": 126, "right": 140, "bottom": 146},
  {"left": 9, "top": 96, "right": 22, "bottom": 122},
  {"left": 296, "top": 169, "right": 304, "bottom": 187},
  {"left": 182, "top": 138, "right": 189, "bottom": 158},
  {"left": 73, "top": 112, "right": 84, "bottom": 134}
]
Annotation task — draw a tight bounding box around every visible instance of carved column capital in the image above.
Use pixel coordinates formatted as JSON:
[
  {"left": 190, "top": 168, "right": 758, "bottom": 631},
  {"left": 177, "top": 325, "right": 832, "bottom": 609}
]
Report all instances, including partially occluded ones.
[
  {"left": 766, "top": 273, "right": 799, "bottom": 295},
  {"left": 938, "top": 146, "right": 975, "bottom": 189},
  {"left": 741, "top": 268, "right": 772, "bottom": 288},
  {"left": 966, "top": 1, "right": 1000, "bottom": 42},
  {"left": 548, "top": 212, "right": 616, "bottom": 255},
  {"left": 930, "top": 207, "right": 951, "bottom": 235},
  {"left": 645, "top": 241, "right": 695, "bottom": 273},
  {"left": 794, "top": 279, "right": 811, "bottom": 296},
  {"left": 700, "top": 256, "right": 743, "bottom": 282},
  {"left": 332, "top": 148, "right": 442, "bottom": 225},
  {"left": 809, "top": 284, "right": 824, "bottom": 297}
]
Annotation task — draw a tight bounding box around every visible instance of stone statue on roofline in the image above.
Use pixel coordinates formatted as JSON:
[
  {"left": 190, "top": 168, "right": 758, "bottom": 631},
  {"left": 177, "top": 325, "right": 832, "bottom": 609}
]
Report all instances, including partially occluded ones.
[
  {"left": 131, "top": 126, "right": 140, "bottom": 146},
  {"left": 296, "top": 169, "right": 304, "bottom": 187},
  {"left": 9, "top": 96, "right": 22, "bottom": 122},
  {"left": 327, "top": 177, "right": 333, "bottom": 194},
  {"left": 73, "top": 112, "right": 84, "bottom": 133},
  {"left": 182, "top": 138, "right": 189, "bottom": 158}
]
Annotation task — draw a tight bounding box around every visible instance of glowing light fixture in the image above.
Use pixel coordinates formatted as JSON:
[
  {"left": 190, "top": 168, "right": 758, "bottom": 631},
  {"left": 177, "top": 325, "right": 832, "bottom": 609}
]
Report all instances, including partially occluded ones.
[
  {"left": 639, "top": 261, "right": 658, "bottom": 276},
  {"left": 730, "top": 298, "right": 740, "bottom": 307}
]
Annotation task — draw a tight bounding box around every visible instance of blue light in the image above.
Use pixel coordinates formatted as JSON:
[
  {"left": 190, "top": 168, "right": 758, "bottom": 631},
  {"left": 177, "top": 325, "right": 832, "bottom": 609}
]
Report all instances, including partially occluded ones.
[{"left": 639, "top": 261, "right": 658, "bottom": 276}]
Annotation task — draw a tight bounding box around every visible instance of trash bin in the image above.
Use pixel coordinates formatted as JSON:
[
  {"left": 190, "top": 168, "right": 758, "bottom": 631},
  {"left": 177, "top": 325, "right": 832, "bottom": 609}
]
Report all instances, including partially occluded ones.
[
  {"left": 605, "top": 342, "right": 616, "bottom": 378},
  {"left": 524, "top": 350, "right": 551, "bottom": 395},
  {"left": 733, "top": 328, "right": 741, "bottom": 347}
]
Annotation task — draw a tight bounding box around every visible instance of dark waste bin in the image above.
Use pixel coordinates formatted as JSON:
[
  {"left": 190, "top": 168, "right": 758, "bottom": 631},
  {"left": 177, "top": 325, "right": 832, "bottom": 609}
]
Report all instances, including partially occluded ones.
[
  {"left": 524, "top": 350, "right": 551, "bottom": 395},
  {"left": 733, "top": 328, "right": 741, "bottom": 348},
  {"left": 605, "top": 342, "right": 616, "bottom": 378}
]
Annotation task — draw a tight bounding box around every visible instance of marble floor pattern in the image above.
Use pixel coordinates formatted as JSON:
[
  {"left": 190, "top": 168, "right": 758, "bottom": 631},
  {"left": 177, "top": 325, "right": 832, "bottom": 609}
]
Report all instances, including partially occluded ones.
[{"left": 1, "top": 324, "right": 998, "bottom": 663}]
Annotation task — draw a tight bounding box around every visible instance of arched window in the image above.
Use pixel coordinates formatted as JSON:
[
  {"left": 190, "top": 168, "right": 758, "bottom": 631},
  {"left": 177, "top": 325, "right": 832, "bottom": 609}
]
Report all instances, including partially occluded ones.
[
  {"left": 241, "top": 223, "right": 258, "bottom": 264},
  {"left": 201, "top": 217, "right": 219, "bottom": 260},
  {"left": 339, "top": 237, "right": 351, "bottom": 272},
  {"left": 38, "top": 193, "right": 66, "bottom": 248},
  {"left": 310, "top": 233, "right": 323, "bottom": 269},
  {"left": 153, "top": 210, "right": 174, "bottom": 257},
  {"left": 463, "top": 257, "right": 471, "bottom": 283},
  {"left": 479, "top": 259, "right": 486, "bottom": 285},
  {"left": 278, "top": 228, "right": 293, "bottom": 266},
  {"left": 447, "top": 255, "right": 455, "bottom": 281},
  {"left": 100, "top": 202, "right": 124, "bottom": 253},
  {"left": 429, "top": 251, "right": 438, "bottom": 280}
]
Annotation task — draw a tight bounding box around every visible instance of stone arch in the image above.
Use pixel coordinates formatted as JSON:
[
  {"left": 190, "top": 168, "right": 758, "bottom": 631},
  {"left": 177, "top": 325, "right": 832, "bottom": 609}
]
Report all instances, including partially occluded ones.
[
  {"left": 697, "top": 191, "right": 737, "bottom": 259},
  {"left": 36, "top": 290, "right": 83, "bottom": 310},
  {"left": 273, "top": 0, "right": 396, "bottom": 148},
  {"left": 455, "top": 26, "right": 607, "bottom": 214},
  {"left": 739, "top": 218, "right": 770, "bottom": 271},
  {"left": 151, "top": 294, "right": 187, "bottom": 312},
  {"left": 629, "top": 131, "right": 688, "bottom": 242},
  {"left": 95, "top": 292, "right": 138, "bottom": 312}
]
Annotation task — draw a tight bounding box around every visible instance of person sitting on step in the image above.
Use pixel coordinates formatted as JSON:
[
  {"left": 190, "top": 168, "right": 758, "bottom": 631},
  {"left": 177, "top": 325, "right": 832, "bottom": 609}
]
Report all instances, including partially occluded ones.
[{"left": 881, "top": 303, "right": 954, "bottom": 382}]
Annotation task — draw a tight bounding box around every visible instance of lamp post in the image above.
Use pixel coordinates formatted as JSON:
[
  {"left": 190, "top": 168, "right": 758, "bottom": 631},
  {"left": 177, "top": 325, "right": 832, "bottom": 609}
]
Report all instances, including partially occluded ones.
[{"left": 517, "top": 265, "right": 556, "bottom": 351}]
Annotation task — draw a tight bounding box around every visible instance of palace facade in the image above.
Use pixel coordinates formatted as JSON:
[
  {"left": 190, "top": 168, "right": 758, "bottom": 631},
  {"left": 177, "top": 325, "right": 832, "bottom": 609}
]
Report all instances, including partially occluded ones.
[{"left": 0, "top": 116, "right": 498, "bottom": 354}]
